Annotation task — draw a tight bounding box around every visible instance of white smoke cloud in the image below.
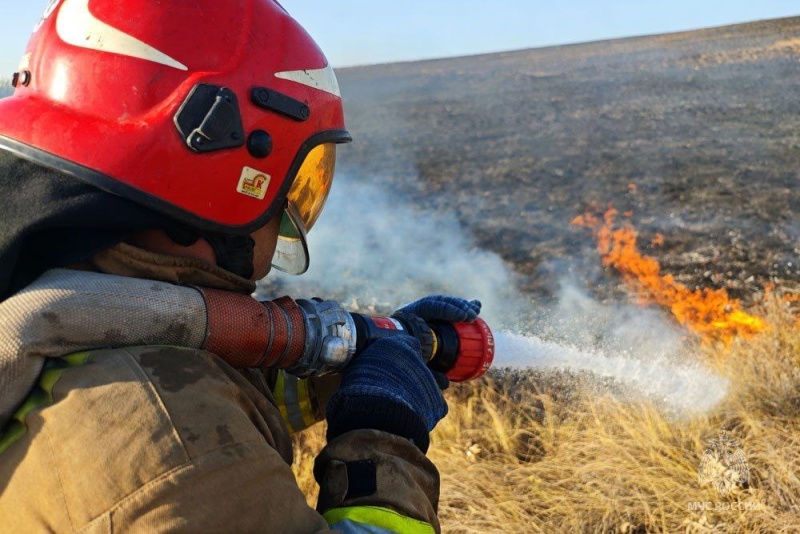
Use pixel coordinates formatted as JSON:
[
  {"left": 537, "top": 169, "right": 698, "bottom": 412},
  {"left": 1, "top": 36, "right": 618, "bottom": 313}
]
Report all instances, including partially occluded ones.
[
  {"left": 263, "top": 173, "right": 527, "bottom": 328},
  {"left": 541, "top": 279, "right": 687, "bottom": 360}
]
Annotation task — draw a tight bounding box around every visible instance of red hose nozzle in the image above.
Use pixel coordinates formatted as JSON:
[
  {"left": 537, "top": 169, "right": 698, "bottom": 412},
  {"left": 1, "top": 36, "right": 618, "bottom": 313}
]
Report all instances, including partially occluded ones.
[{"left": 446, "top": 318, "right": 495, "bottom": 382}]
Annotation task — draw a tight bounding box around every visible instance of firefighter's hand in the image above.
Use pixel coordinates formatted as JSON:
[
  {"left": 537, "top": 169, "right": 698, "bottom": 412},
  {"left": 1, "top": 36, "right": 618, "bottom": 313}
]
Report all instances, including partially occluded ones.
[
  {"left": 396, "top": 295, "right": 481, "bottom": 323},
  {"left": 325, "top": 336, "right": 447, "bottom": 453}
]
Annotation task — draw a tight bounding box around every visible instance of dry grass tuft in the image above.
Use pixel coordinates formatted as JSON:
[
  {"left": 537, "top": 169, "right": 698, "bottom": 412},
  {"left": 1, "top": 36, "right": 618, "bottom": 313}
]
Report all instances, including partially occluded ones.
[{"left": 293, "top": 294, "right": 800, "bottom": 532}]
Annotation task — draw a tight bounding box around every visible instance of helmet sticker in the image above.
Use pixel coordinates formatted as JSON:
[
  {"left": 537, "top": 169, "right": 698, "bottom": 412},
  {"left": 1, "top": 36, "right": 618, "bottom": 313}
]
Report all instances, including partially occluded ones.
[
  {"left": 55, "top": 0, "right": 187, "bottom": 71},
  {"left": 275, "top": 65, "right": 342, "bottom": 98},
  {"left": 237, "top": 167, "right": 272, "bottom": 200}
]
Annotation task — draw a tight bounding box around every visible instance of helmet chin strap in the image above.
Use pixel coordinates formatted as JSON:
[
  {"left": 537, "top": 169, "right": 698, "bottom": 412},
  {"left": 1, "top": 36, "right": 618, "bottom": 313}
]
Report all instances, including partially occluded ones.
[
  {"left": 166, "top": 228, "right": 255, "bottom": 280},
  {"left": 205, "top": 234, "right": 255, "bottom": 280}
]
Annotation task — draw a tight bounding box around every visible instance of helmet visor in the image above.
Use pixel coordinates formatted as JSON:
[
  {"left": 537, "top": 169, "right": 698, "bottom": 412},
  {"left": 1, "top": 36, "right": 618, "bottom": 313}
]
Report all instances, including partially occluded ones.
[{"left": 271, "top": 143, "right": 337, "bottom": 274}]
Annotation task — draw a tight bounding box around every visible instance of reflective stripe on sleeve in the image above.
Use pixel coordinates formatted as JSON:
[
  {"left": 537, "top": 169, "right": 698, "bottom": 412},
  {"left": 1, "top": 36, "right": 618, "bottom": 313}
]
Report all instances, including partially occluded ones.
[
  {"left": 323, "top": 506, "right": 436, "bottom": 534},
  {"left": 273, "top": 371, "right": 318, "bottom": 433},
  {"left": 295, "top": 376, "right": 318, "bottom": 428}
]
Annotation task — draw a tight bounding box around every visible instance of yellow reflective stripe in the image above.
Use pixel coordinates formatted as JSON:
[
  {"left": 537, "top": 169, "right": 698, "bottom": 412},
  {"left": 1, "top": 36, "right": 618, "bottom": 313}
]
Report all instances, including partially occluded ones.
[
  {"left": 0, "top": 352, "right": 89, "bottom": 455},
  {"left": 274, "top": 371, "right": 295, "bottom": 432},
  {"left": 273, "top": 371, "right": 319, "bottom": 433},
  {"left": 323, "top": 506, "right": 435, "bottom": 534},
  {"left": 295, "top": 377, "right": 317, "bottom": 429}
]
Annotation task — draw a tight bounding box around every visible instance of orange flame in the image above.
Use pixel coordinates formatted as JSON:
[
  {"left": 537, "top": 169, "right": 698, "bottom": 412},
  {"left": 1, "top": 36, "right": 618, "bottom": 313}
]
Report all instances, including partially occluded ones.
[
  {"left": 650, "top": 234, "right": 665, "bottom": 248},
  {"left": 573, "top": 208, "right": 766, "bottom": 345}
]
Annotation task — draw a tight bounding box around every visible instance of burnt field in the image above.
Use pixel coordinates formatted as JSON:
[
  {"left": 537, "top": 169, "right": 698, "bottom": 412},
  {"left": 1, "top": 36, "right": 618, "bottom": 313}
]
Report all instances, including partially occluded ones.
[{"left": 334, "top": 17, "right": 800, "bottom": 305}]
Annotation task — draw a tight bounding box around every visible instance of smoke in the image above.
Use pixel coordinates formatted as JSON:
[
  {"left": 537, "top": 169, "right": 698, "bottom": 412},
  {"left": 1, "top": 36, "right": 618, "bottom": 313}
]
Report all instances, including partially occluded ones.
[
  {"left": 262, "top": 173, "right": 527, "bottom": 328},
  {"left": 260, "top": 172, "right": 729, "bottom": 415}
]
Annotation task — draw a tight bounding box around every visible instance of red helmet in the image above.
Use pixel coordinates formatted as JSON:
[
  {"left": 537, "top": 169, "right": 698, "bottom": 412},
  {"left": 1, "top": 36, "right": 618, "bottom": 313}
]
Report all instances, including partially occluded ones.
[{"left": 0, "top": 0, "right": 351, "bottom": 274}]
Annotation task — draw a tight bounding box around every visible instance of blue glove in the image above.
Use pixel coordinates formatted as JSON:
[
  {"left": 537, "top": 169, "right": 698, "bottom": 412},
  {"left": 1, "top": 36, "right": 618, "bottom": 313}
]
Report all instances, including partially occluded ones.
[
  {"left": 397, "top": 295, "right": 482, "bottom": 323},
  {"left": 326, "top": 336, "right": 447, "bottom": 453},
  {"left": 396, "top": 295, "right": 482, "bottom": 392}
]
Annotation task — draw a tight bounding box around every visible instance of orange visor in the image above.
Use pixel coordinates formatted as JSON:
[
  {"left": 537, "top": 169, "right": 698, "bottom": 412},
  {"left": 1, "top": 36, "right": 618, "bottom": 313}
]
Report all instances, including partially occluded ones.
[{"left": 272, "top": 143, "right": 337, "bottom": 274}]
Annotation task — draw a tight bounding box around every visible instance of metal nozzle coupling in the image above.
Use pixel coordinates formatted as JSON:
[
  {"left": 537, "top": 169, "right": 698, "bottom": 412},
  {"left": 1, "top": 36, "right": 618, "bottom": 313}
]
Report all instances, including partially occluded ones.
[{"left": 290, "top": 299, "right": 358, "bottom": 377}]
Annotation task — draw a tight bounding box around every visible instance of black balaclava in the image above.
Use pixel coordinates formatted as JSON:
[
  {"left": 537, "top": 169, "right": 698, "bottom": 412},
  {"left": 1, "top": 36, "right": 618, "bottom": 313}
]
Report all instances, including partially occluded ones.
[{"left": 0, "top": 150, "right": 248, "bottom": 301}]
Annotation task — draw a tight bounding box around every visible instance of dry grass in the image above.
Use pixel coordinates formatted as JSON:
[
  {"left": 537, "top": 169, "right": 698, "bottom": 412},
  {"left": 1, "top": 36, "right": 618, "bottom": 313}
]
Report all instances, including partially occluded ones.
[{"left": 292, "top": 295, "right": 800, "bottom": 532}]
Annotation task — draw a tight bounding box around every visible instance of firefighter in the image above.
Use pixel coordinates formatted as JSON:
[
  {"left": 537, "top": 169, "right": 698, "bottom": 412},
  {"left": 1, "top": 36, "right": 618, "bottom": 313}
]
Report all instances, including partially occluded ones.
[{"left": 0, "top": 1, "right": 481, "bottom": 531}]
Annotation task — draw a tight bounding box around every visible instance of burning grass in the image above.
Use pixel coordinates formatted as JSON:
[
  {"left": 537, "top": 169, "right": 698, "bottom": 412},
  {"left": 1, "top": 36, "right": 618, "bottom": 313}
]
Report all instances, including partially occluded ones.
[
  {"left": 292, "top": 294, "right": 800, "bottom": 532},
  {"left": 573, "top": 208, "right": 767, "bottom": 345}
]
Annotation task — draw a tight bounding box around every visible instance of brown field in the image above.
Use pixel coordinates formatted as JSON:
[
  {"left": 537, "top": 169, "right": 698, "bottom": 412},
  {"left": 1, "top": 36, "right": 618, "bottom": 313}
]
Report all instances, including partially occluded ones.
[{"left": 334, "top": 16, "right": 800, "bottom": 305}]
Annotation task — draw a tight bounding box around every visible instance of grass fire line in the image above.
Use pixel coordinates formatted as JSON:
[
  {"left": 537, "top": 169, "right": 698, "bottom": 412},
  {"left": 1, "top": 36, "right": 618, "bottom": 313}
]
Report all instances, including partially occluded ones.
[{"left": 573, "top": 208, "right": 767, "bottom": 345}]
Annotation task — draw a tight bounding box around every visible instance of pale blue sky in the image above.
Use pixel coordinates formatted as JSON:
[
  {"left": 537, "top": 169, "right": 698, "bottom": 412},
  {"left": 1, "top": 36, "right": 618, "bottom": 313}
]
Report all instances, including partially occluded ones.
[{"left": 1, "top": 1, "right": 798, "bottom": 75}]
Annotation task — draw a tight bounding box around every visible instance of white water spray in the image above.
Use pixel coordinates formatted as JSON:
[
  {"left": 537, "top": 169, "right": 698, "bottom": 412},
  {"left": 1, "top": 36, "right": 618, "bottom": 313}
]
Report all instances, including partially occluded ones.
[
  {"left": 494, "top": 331, "right": 727, "bottom": 414},
  {"left": 263, "top": 173, "right": 729, "bottom": 415}
]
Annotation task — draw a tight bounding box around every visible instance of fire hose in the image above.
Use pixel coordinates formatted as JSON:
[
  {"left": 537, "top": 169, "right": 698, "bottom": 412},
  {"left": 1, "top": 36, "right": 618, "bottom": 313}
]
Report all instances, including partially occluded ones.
[
  {"left": 0, "top": 271, "right": 495, "bottom": 425},
  {"left": 200, "top": 288, "right": 495, "bottom": 382}
]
